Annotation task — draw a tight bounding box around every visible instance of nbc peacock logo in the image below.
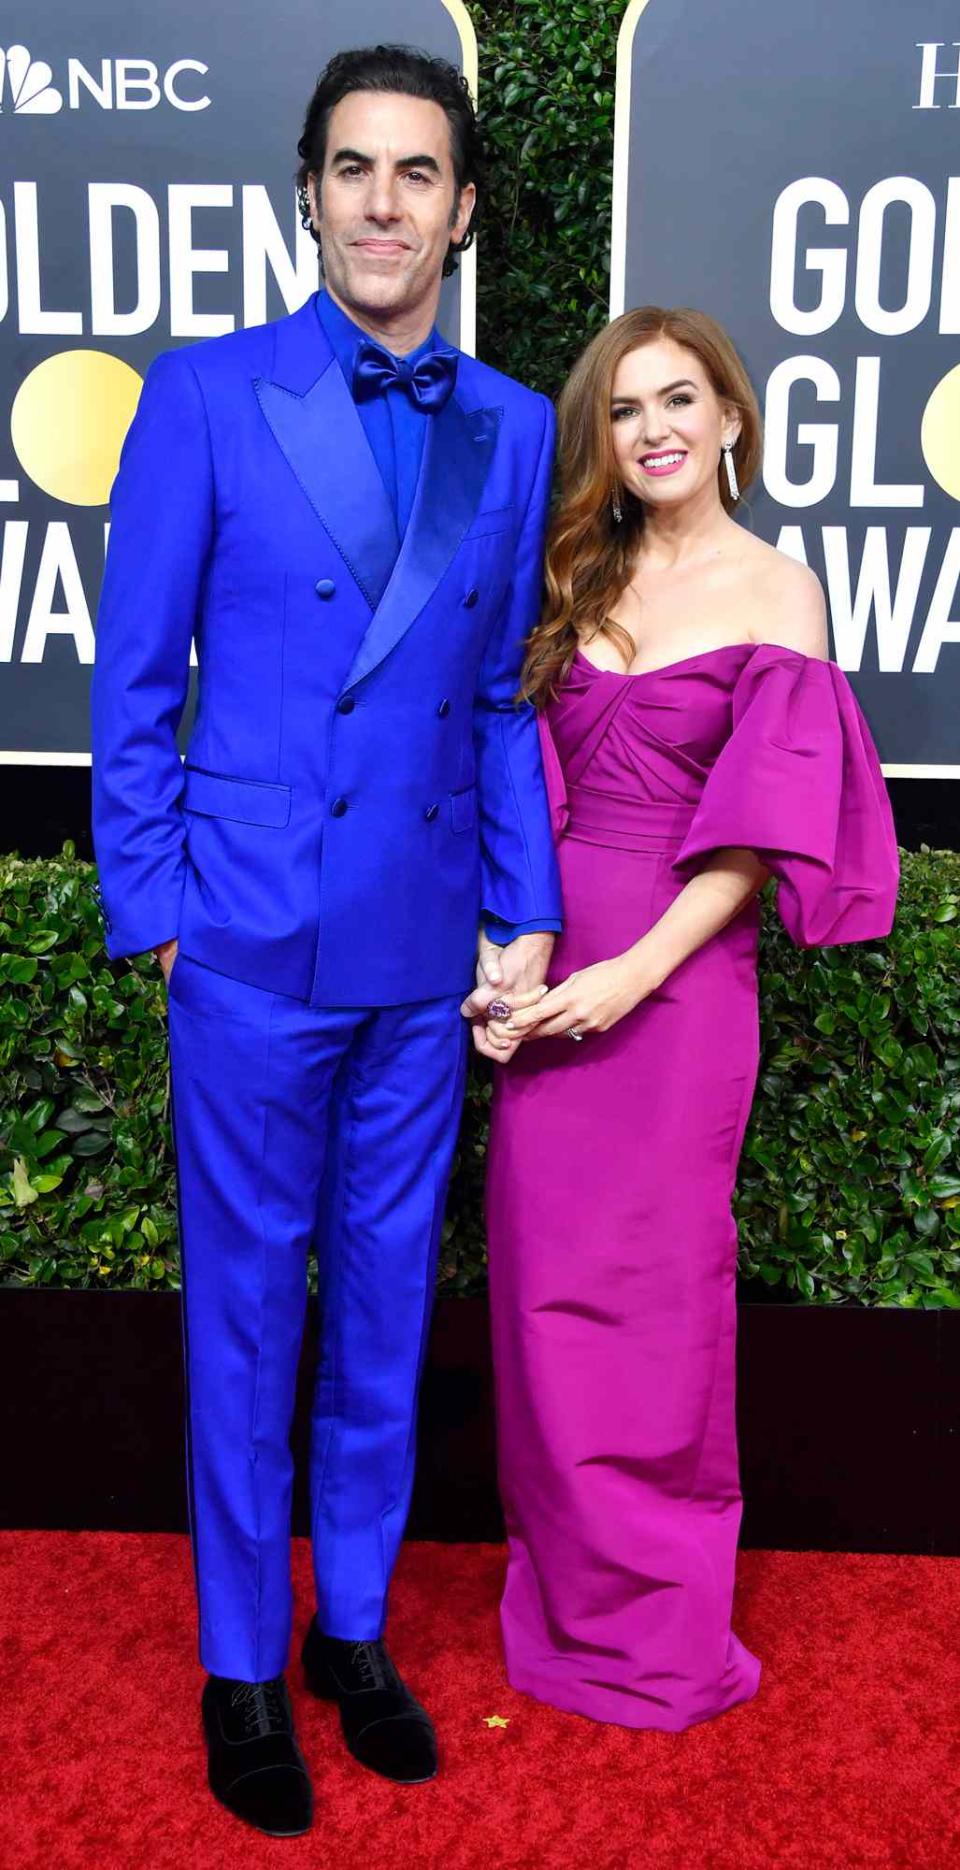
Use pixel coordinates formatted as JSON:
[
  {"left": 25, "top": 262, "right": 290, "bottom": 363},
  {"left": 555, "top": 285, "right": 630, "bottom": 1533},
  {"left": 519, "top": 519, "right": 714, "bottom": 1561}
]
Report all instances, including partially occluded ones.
[{"left": 0, "top": 46, "right": 63, "bottom": 114}]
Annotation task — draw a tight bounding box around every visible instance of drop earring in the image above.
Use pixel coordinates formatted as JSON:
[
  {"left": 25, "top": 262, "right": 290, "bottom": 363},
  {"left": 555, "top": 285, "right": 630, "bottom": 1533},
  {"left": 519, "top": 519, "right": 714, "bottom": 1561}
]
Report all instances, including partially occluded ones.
[
  {"left": 722, "top": 443, "right": 740, "bottom": 503},
  {"left": 612, "top": 491, "right": 623, "bottom": 525}
]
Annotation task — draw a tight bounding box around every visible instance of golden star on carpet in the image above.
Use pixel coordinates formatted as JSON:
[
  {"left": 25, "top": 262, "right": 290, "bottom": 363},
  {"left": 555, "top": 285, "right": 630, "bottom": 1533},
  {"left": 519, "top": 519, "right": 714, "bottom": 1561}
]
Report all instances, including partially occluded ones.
[{"left": 483, "top": 1715, "right": 510, "bottom": 1729}]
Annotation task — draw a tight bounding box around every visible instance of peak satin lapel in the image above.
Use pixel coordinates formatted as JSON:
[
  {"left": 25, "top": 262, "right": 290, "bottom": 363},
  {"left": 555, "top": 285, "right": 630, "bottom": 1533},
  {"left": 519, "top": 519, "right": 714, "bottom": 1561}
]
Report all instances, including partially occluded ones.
[
  {"left": 345, "top": 395, "right": 503, "bottom": 691},
  {"left": 255, "top": 360, "right": 400, "bottom": 613}
]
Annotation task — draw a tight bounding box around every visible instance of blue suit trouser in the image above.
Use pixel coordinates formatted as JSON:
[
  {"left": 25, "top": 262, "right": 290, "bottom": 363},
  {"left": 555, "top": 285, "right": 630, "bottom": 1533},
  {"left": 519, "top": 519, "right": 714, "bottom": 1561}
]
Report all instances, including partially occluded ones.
[{"left": 166, "top": 954, "right": 468, "bottom": 1682}]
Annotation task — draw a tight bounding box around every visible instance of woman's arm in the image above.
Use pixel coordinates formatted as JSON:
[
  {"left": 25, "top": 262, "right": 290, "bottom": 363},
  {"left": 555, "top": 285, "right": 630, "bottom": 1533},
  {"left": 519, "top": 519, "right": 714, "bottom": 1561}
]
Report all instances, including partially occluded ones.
[{"left": 507, "top": 847, "right": 768, "bottom": 1040}]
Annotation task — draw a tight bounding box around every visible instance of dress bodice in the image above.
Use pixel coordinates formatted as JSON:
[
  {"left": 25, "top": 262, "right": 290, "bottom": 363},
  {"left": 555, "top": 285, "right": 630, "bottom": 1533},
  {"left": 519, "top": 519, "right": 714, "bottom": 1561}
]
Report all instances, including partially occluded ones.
[{"left": 537, "top": 641, "right": 899, "bottom": 948}]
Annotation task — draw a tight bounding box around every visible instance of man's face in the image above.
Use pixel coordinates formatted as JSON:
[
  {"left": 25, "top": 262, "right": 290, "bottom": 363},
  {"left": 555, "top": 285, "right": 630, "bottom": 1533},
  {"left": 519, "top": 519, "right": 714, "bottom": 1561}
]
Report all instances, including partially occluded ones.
[{"left": 308, "top": 90, "right": 475, "bottom": 327}]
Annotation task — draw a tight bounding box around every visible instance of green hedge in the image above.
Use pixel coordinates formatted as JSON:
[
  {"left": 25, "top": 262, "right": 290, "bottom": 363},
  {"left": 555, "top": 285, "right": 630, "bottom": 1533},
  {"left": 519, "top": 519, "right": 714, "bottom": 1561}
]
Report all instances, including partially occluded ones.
[
  {"left": 473, "top": 0, "right": 618, "bottom": 391},
  {"left": 2, "top": 847, "right": 959, "bottom": 1305}
]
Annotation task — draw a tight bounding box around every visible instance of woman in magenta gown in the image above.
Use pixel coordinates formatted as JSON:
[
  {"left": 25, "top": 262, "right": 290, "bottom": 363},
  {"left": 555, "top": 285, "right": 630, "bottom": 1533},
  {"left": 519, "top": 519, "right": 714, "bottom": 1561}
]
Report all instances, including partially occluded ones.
[{"left": 483, "top": 308, "right": 898, "bottom": 1733}]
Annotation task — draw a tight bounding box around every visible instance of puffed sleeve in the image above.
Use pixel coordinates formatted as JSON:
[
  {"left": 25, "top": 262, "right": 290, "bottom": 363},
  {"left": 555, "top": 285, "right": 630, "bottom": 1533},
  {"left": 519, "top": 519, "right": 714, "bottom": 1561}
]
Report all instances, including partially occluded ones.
[{"left": 672, "top": 646, "right": 899, "bottom": 946}]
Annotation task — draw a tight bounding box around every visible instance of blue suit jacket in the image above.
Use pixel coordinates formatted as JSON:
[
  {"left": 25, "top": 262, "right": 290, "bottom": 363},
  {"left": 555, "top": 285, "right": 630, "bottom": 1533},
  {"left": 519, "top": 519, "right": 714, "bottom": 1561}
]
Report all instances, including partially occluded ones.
[{"left": 90, "top": 294, "right": 562, "bottom": 1006}]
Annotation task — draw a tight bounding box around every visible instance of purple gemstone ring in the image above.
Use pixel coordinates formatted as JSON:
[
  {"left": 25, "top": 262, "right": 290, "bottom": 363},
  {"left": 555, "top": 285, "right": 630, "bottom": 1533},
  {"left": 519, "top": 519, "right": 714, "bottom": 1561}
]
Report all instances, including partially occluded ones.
[{"left": 487, "top": 1000, "right": 511, "bottom": 1021}]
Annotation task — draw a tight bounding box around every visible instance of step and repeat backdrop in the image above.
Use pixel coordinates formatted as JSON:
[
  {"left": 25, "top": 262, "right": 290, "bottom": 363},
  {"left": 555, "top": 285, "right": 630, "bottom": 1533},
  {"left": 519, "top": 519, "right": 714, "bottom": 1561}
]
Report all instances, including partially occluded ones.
[
  {"left": 0, "top": 1, "right": 474, "bottom": 762},
  {"left": 0, "top": 0, "right": 956, "bottom": 777},
  {"left": 613, "top": 0, "right": 960, "bottom": 776}
]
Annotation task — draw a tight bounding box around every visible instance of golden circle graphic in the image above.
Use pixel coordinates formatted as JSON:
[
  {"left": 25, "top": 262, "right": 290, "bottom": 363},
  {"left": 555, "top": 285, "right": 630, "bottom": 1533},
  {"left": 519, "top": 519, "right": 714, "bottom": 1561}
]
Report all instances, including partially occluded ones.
[
  {"left": 11, "top": 350, "right": 143, "bottom": 507},
  {"left": 921, "top": 364, "right": 960, "bottom": 505}
]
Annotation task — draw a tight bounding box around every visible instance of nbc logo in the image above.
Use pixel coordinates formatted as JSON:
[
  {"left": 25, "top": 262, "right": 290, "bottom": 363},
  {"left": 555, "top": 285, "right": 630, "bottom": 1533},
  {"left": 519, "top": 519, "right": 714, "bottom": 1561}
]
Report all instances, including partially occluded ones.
[
  {"left": 0, "top": 46, "right": 62, "bottom": 114},
  {"left": 0, "top": 46, "right": 208, "bottom": 113}
]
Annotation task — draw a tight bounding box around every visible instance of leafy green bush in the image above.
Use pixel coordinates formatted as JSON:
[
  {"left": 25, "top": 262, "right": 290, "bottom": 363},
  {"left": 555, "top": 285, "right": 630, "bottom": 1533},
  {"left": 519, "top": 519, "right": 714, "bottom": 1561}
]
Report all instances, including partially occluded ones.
[
  {"left": 1, "top": 847, "right": 958, "bottom": 1304},
  {"left": 474, "top": 0, "right": 619, "bottom": 392}
]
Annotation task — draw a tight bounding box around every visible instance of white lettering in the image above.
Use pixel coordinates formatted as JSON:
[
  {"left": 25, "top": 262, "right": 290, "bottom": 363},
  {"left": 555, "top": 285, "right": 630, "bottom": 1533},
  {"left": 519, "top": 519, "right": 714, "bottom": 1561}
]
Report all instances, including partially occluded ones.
[
  {"left": 168, "top": 185, "right": 235, "bottom": 338},
  {"left": 763, "top": 356, "right": 840, "bottom": 507},
  {"left": 14, "top": 183, "right": 83, "bottom": 335},
  {"left": 20, "top": 524, "right": 95, "bottom": 665},
  {"left": 89, "top": 185, "right": 161, "bottom": 337},
  {"left": 67, "top": 59, "right": 113, "bottom": 110},
  {"left": 850, "top": 357, "right": 924, "bottom": 508},
  {"left": 823, "top": 527, "right": 930, "bottom": 671},
  {"left": 0, "top": 522, "right": 28, "bottom": 661},
  {"left": 913, "top": 530, "right": 960, "bottom": 671},
  {"left": 241, "top": 186, "right": 316, "bottom": 325},
  {"left": 770, "top": 178, "right": 849, "bottom": 336},
  {"left": 855, "top": 178, "right": 936, "bottom": 336},
  {"left": 164, "top": 60, "right": 210, "bottom": 112},
  {"left": 914, "top": 42, "right": 960, "bottom": 110},
  {"left": 939, "top": 178, "right": 960, "bottom": 334},
  {"left": 115, "top": 59, "right": 161, "bottom": 112}
]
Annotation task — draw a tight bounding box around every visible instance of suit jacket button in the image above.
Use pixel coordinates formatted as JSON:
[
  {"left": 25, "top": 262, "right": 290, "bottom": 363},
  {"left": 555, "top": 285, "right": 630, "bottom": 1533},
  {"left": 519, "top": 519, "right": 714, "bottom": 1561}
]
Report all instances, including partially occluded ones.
[
  {"left": 425, "top": 803, "right": 439, "bottom": 822},
  {"left": 337, "top": 695, "right": 355, "bottom": 714},
  {"left": 437, "top": 699, "right": 451, "bottom": 718},
  {"left": 315, "top": 578, "right": 336, "bottom": 599},
  {"left": 331, "top": 797, "right": 348, "bottom": 817},
  {"left": 463, "top": 588, "right": 479, "bottom": 608}
]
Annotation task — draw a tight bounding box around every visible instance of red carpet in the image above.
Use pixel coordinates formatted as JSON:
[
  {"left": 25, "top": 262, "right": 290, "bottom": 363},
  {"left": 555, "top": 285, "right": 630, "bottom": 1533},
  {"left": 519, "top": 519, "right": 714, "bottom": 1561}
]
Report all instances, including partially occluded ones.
[{"left": 2, "top": 1536, "right": 959, "bottom": 1869}]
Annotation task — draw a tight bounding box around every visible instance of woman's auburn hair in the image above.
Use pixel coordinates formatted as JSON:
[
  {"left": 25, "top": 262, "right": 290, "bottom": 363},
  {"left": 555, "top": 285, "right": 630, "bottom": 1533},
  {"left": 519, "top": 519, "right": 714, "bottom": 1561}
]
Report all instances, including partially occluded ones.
[{"left": 520, "top": 307, "right": 763, "bottom": 707}]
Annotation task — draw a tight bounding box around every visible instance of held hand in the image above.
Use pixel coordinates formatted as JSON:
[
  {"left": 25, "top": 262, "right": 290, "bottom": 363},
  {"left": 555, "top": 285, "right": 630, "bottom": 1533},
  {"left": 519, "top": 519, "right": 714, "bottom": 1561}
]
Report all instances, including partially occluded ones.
[
  {"left": 460, "top": 930, "right": 555, "bottom": 1021},
  {"left": 506, "top": 953, "right": 651, "bottom": 1041},
  {"left": 155, "top": 937, "right": 178, "bottom": 985},
  {"left": 460, "top": 930, "right": 510, "bottom": 1021},
  {"left": 464, "top": 986, "right": 549, "bottom": 1065}
]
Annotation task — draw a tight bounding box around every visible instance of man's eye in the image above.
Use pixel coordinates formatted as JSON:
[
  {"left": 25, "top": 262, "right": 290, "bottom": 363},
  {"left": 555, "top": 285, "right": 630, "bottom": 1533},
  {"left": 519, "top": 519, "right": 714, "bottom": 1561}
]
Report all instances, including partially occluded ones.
[
  {"left": 405, "top": 170, "right": 430, "bottom": 184},
  {"left": 338, "top": 164, "right": 363, "bottom": 179}
]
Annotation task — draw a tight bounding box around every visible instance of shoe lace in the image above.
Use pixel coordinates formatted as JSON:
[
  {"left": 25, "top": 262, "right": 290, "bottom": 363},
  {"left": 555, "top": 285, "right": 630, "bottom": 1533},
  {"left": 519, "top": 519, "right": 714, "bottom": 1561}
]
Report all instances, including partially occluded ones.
[
  {"left": 348, "top": 1641, "right": 398, "bottom": 1693},
  {"left": 230, "top": 1678, "right": 288, "bottom": 1738}
]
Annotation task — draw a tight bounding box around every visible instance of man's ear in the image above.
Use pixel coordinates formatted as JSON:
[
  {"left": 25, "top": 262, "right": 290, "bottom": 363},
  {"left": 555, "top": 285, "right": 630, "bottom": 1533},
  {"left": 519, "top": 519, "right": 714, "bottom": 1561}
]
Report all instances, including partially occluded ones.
[
  {"left": 451, "top": 180, "right": 477, "bottom": 244},
  {"left": 307, "top": 172, "right": 322, "bottom": 232}
]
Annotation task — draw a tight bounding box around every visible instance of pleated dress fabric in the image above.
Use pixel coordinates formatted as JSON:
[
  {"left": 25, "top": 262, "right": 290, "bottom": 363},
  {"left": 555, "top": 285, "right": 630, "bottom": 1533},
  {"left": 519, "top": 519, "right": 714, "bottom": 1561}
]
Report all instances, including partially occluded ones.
[{"left": 486, "top": 642, "right": 899, "bottom": 1731}]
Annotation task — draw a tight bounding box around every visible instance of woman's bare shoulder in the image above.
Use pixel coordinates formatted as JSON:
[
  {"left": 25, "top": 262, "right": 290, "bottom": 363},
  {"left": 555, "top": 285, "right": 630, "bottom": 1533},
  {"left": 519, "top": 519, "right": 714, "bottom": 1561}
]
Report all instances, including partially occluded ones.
[{"left": 738, "top": 535, "right": 829, "bottom": 660}]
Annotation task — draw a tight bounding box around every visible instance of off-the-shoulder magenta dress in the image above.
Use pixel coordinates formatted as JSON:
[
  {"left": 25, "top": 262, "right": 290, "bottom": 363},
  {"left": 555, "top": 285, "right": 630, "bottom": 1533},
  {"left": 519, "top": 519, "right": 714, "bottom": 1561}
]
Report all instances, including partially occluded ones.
[{"left": 486, "top": 643, "right": 898, "bottom": 1732}]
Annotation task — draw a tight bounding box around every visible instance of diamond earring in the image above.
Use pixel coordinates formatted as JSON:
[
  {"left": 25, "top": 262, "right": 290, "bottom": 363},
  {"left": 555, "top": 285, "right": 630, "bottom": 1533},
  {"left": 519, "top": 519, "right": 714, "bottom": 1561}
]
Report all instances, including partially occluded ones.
[
  {"left": 722, "top": 444, "right": 740, "bottom": 503},
  {"left": 612, "top": 491, "right": 623, "bottom": 525}
]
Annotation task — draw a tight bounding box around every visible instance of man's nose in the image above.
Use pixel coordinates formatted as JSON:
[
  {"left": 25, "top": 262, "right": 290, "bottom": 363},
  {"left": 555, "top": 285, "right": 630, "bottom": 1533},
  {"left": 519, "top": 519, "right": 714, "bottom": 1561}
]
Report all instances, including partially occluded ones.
[{"left": 364, "top": 172, "right": 402, "bottom": 222}]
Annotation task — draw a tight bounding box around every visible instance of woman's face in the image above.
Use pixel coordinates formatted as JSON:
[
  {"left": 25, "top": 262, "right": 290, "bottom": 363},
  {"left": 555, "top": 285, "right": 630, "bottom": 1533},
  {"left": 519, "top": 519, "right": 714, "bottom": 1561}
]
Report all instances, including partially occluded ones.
[{"left": 609, "top": 338, "right": 739, "bottom": 513}]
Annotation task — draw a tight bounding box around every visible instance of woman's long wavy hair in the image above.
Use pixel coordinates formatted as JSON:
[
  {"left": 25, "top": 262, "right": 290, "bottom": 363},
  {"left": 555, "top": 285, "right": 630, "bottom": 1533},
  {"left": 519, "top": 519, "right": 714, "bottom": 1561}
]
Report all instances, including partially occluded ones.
[{"left": 521, "top": 308, "right": 763, "bottom": 706}]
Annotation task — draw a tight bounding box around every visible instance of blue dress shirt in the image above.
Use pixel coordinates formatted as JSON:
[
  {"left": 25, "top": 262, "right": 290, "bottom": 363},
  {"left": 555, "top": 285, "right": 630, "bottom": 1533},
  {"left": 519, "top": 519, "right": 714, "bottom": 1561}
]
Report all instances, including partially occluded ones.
[
  {"left": 317, "top": 290, "right": 560, "bottom": 952},
  {"left": 316, "top": 290, "right": 439, "bottom": 538}
]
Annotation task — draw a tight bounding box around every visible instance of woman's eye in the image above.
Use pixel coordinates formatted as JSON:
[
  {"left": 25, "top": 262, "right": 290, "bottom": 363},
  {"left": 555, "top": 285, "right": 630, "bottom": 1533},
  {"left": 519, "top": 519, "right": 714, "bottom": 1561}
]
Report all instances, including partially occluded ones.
[
  {"left": 668, "top": 393, "right": 693, "bottom": 408},
  {"left": 611, "top": 406, "right": 637, "bottom": 422}
]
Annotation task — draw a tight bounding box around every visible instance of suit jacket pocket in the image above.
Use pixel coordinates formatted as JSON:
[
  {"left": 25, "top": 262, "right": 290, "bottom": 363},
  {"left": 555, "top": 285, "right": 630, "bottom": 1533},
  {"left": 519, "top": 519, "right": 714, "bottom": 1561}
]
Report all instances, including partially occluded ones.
[
  {"left": 450, "top": 784, "right": 477, "bottom": 834},
  {"left": 182, "top": 766, "right": 292, "bottom": 828},
  {"left": 462, "top": 505, "right": 515, "bottom": 540}
]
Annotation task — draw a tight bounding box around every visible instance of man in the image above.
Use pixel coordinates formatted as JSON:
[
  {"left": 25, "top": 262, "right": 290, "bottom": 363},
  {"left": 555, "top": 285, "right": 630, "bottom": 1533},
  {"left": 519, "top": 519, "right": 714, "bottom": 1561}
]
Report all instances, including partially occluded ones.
[{"left": 91, "top": 44, "right": 560, "bottom": 1840}]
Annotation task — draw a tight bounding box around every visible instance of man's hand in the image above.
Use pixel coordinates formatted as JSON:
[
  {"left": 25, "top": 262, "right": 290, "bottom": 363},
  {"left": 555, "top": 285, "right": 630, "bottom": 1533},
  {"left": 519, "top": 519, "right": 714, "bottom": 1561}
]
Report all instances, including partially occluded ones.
[
  {"left": 460, "top": 930, "right": 555, "bottom": 1063},
  {"left": 154, "top": 937, "right": 179, "bottom": 985}
]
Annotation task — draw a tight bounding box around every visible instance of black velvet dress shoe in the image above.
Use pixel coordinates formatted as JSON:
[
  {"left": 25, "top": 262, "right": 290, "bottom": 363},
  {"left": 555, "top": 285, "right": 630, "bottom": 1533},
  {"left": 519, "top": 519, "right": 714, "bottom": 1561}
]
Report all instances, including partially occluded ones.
[
  {"left": 201, "top": 1674, "right": 313, "bottom": 1837},
  {"left": 301, "top": 1620, "right": 438, "bottom": 1784}
]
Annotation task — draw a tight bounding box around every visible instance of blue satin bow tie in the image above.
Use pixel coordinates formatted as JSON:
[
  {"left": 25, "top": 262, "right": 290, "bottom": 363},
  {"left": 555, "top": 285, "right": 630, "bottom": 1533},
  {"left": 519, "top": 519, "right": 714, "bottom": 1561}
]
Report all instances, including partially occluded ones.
[{"left": 352, "top": 336, "right": 459, "bottom": 413}]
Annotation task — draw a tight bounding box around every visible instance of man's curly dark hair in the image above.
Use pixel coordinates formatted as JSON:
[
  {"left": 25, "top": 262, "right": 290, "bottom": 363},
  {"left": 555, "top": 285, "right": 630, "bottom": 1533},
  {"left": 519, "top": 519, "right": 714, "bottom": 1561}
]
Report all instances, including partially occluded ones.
[{"left": 296, "top": 44, "right": 485, "bottom": 279}]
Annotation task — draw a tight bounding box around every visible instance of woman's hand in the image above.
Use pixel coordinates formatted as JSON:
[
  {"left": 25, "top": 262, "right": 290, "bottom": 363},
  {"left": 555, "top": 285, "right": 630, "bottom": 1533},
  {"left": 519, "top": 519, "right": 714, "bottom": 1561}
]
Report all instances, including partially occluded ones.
[{"left": 506, "top": 952, "right": 653, "bottom": 1041}]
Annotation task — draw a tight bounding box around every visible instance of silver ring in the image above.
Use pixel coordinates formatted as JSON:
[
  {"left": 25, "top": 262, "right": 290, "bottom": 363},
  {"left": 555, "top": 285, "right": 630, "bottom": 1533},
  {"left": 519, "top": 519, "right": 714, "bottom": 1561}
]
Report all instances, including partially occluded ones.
[{"left": 566, "top": 1026, "right": 584, "bottom": 1042}]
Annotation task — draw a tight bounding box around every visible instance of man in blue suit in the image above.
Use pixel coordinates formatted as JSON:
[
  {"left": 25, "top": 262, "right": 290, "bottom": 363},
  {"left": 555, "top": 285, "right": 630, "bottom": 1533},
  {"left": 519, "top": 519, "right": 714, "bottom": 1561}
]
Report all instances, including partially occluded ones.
[{"left": 91, "top": 44, "right": 560, "bottom": 1838}]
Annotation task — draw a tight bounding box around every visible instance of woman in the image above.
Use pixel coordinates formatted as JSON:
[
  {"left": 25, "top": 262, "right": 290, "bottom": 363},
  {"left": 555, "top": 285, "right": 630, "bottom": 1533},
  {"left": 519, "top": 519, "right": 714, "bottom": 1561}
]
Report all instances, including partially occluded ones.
[{"left": 484, "top": 308, "right": 898, "bottom": 1733}]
